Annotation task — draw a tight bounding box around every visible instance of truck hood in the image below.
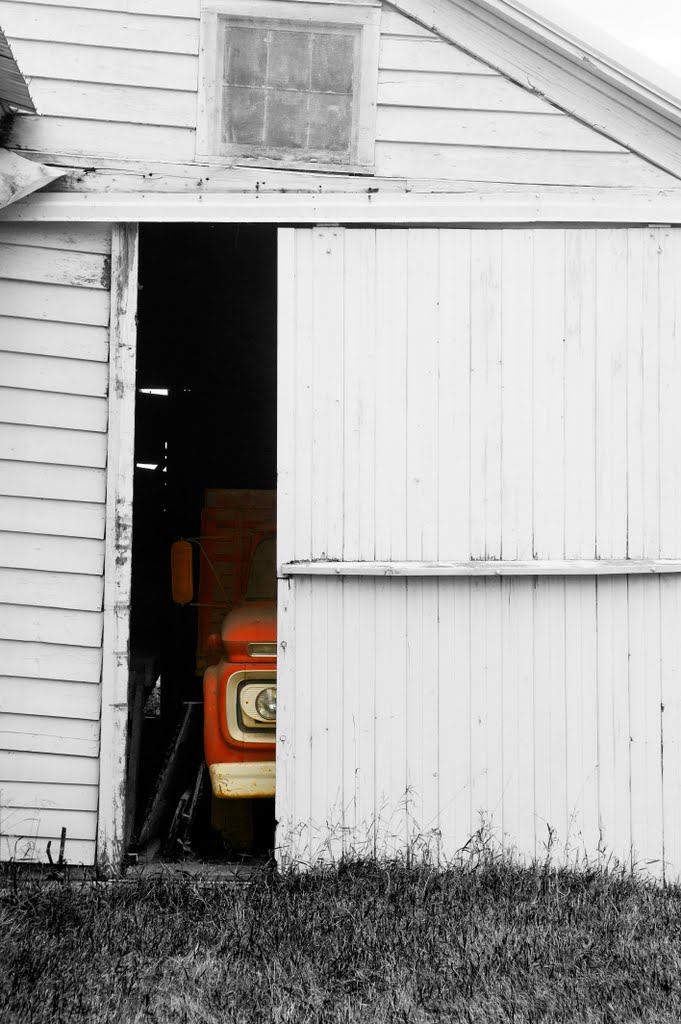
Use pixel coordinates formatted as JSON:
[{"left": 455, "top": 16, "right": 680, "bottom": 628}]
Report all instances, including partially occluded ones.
[{"left": 221, "top": 600, "right": 276, "bottom": 647}]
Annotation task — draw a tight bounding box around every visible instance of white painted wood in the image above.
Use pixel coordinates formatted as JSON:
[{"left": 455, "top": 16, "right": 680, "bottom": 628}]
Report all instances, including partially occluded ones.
[
  {"left": 14, "top": 0, "right": 199, "bottom": 16},
  {"left": 0, "top": 806, "right": 96, "bottom": 840},
  {"left": 380, "top": 6, "right": 433, "bottom": 37},
  {"left": 0, "top": 567, "right": 103, "bottom": 611},
  {"left": 0, "top": 423, "right": 107, "bottom": 469},
  {"left": 0, "top": 836, "right": 95, "bottom": 865},
  {"left": 0, "top": 279, "right": 110, "bottom": 326},
  {"left": 282, "top": 559, "right": 681, "bottom": 576},
  {"left": 0, "top": 317, "right": 108, "bottom": 361},
  {"left": 0, "top": 243, "right": 109, "bottom": 288},
  {"left": 0, "top": 223, "right": 111, "bottom": 253},
  {"left": 0, "top": 678, "right": 100, "bottom": 721},
  {"left": 0, "top": 4, "right": 199, "bottom": 55},
  {"left": 25, "top": 79, "right": 197, "bottom": 129},
  {"left": 98, "top": 223, "right": 138, "bottom": 874},
  {"left": 0, "top": 532, "right": 104, "bottom": 575},
  {"left": 0, "top": 781, "right": 98, "bottom": 811},
  {"left": 0, "top": 352, "right": 108, "bottom": 397},
  {"left": 0, "top": 460, "right": 106, "bottom": 503},
  {"left": 0, "top": 604, "right": 103, "bottom": 648},
  {"left": 7, "top": 39, "right": 199, "bottom": 91},
  {"left": 0, "top": 640, "right": 102, "bottom": 683},
  {"left": 11, "top": 117, "right": 196, "bottom": 164},
  {"left": 0, "top": 714, "right": 99, "bottom": 758},
  {"left": 379, "top": 36, "right": 494, "bottom": 74},
  {"left": 377, "top": 70, "right": 560, "bottom": 113},
  {"left": 0, "top": 749, "right": 98, "bottom": 784},
  {"left": 0, "top": 388, "right": 108, "bottom": 433},
  {"left": 11, "top": 191, "right": 681, "bottom": 225}
]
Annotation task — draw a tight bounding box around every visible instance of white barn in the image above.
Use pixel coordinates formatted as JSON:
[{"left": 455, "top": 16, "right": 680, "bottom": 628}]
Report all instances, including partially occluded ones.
[{"left": 2, "top": 0, "right": 681, "bottom": 877}]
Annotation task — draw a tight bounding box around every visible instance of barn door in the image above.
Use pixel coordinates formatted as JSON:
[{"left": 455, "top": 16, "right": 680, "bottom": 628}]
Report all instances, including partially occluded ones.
[{"left": 276, "top": 226, "right": 681, "bottom": 878}]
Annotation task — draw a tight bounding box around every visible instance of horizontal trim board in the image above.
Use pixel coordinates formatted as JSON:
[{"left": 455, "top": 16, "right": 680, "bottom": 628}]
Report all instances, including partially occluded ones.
[
  {"left": 28, "top": 79, "right": 198, "bottom": 130},
  {"left": 0, "top": 604, "right": 103, "bottom": 648},
  {"left": 0, "top": 496, "right": 105, "bottom": 542},
  {"left": 0, "top": 317, "right": 109, "bottom": 362},
  {"left": 0, "top": 279, "right": 110, "bottom": 327},
  {"left": 0, "top": 781, "right": 98, "bottom": 811},
  {"left": 8, "top": 40, "right": 199, "bottom": 92},
  {"left": 0, "top": 459, "right": 106, "bottom": 503},
  {"left": 0, "top": 531, "right": 104, "bottom": 575},
  {"left": 0, "top": 3, "right": 199, "bottom": 54},
  {"left": 0, "top": 748, "right": 99, "bottom": 783},
  {"left": 0, "top": 806, "right": 96, "bottom": 840},
  {"left": 377, "top": 70, "right": 562, "bottom": 113},
  {"left": 0, "top": 639, "right": 102, "bottom": 683},
  {"left": 376, "top": 106, "right": 625, "bottom": 152},
  {"left": 11, "top": 116, "right": 196, "bottom": 164},
  {"left": 0, "top": 677, "right": 100, "bottom": 720},
  {"left": 0, "top": 388, "right": 108, "bottom": 433},
  {"left": 0, "top": 835, "right": 95, "bottom": 865},
  {"left": 0, "top": 353, "right": 108, "bottom": 399},
  {"left": 0, "top": 222, "right": 110, "bottom": 253},
  {"left": 280, "top": 559, "right": 681, "bottom": 576},
  {"left": 7, "top": 191, "right": 681, "bottom": 223},
  {"left": 0, "top": 243, "right": 109, "bottom": 288},
  {"left": 0, "top": 422, "right": 107, "bottom": 469}
]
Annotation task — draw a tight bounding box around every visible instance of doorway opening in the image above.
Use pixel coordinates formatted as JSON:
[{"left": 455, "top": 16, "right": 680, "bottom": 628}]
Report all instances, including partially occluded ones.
[{"left": 126, "top": 224, "right": 277, "bottom": 866}]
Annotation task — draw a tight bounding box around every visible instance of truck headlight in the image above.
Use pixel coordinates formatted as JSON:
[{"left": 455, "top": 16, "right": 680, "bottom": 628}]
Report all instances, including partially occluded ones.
[{"left": 255, "top": 686, "right": 277, "bottom": 721}]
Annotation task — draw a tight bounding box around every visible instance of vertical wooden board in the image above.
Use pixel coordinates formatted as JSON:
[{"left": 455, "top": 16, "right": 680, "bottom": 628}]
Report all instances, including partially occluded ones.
[
  {"left": 437, "top": 230, "right": 471, "bottom": 561},
  {"left": 628, "top": 576, "right": 664, "bottom": 878},
  {"left": 469, "top": 230, "right": 502, "bottom": 560},
  {"left": 324, "top": 578, "right": 344, "bottom": 861},
  {"left": 292, "top": 230, "right": 314, "bottom": 563},
  {"left": 292, "top": 577, "right": 313, "bottom": 863},
  {"left": 506, "top": 578, "right": 536, "bottom": 862},
  {"left": 641, "top": 230, "right": 662, "bottom": 561},
  {"left": 469, "top": 578, "right": 488, "bottom": 837},
  {"left": 355, "top": 578, "right": 377, "bottom": 855},
  {"left": 440, "top": 579, "right": 472, "bottom": 857},
  {"left": 564, "top": 230, "right": 597, "bottom": 560},
  {"left": 484, "top": 578, "right": 504, "bottom": 846},
  {"left": 661, "top": 576, "right": 681, "bottom": 881},
  {"left": 532, "top": 231, "right": 565, "bottom": 560},
  {"left": 595, "top": 231, "right": 628, "bottom": 559},
  {"left": 659, "top": 231, "right": 681, "bottom": 560},
  {"left": 406, "top": 230, "right": 440, "bottom": 562},
  {"left": 420, "top": 579, "right": 440, "bottom": 851},
  {"left": 405, "top": 578, "right": 425, "bottom": 842},
  {"left": 500, "top": 230, "right": 534, "bottom": 561},
  {"left": 564, "top": 577, "right": 599, "bottom": 863},
  {"left": 375, "top": 229, "right": 408, "bottom": 561},
  {"left": 343, "top": 230, "right": 377, "bottom": 562},
  {"left": 276, "top": 229, "right": 296, "bottom": 569},
  {"left": 275, "top": 578, "right": 295, "bottom": 861},
  {"left": 532, "top": 579, "right": 563, "bottom": 856},
  {"left": 374, "top": 578, "right": 408, "bottom": 857},
  {"left": 340, "top": 576, "right": 361, "bottom": 853},
  {"left": 311, "top": 229, "right": 345, "bottom": 563},
  {"left": 308, "top": 577, "right": 329, "bottom": 860},
  {"left": 625, "top": 229, "right": 645, "bottom": 559}
]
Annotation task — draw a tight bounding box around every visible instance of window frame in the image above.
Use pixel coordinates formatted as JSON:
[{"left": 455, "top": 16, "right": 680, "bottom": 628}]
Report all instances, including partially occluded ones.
[{"left": 197, "top": 0, "right": 381, "bottom": 173}]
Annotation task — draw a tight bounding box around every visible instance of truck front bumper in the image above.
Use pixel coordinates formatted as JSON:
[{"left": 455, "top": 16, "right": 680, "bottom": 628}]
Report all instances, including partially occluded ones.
[{"left": 208, "top": 761, "right": 275, "bottom": 799}]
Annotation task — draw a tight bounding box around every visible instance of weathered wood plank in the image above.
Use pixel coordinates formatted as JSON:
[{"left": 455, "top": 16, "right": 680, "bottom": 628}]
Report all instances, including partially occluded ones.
[
  {"left": 0, "top": 835, "right": 95, "bottom": 865},
  {"left": 0, "top": 806, "right": 97, "bottom": 840},
  {"left": 0, "top": 532, "right": 104, "bottom": 575},
  {"left": 0, "top": 640, "right": 102, "bottom": 683},
  {"left": 16, "top": 0, "right": 199, "bottom": 16},
  {"left": 377, "top": 70, "right": 559, "bottom": 113},
  {"left": 0, "top": 423, "right": 107, "bottom": 469},
  {"left": 380, "top": 7, "right": 434, "bottom": 38},
  {"left": 281, "top": 559, "right": 681, "bottom": 576},
  {"left": 0, "top": 387, "right": 108, "bottom": 433},
  {"left": 27, "top": 79, "right": 197, "bottom": 130},
  {"left": 0, "top": 459, "right": 106, "bottom": 504},
  {"left": 0, "top": 749, "right": 99, "bottom": 784},
  {"left": 0, "top": 496, "right": 105, "bottom": 542},
  {"left": 11, "top": 116, "right": 196, "bottom": 164},
  {"left": 0, "top": 604, "right": 103, "bottom": 649},
  {"left": 0, "top": 714, "right": 99, "bottom": 757},
  {"left": 0, "top": 317, "right": 109, "bottom": 362},
  {"left": 0, "top": 279, "right": 110, "bottom": 327},
  {"left": 0, "top": 243, "right": 109, "bottom": 288},
  {"left": 0, "top": 567, "right": 103, "bottom": 612},
  {"left": 0, "top": 780, "right": 99, "bottom": 810},
  {"left": 379, "top": 36, "right": 494, "bottom": 74},
  {"left": 0, "top": 222, "right": 110, "bottom": 253},
  {"left": 0, "top": 353, "right": 108, "bottom": 399}
]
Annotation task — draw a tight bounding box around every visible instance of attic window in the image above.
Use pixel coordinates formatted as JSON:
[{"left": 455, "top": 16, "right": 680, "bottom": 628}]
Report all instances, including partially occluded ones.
[{"left": 198, "top": 1, "right": 380, "bottom": 171}]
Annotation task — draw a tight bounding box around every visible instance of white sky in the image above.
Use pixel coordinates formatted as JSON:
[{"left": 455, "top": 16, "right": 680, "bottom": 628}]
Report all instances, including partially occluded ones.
[{"left": 530, "top": 0, "right": 681, "bottom": 77}]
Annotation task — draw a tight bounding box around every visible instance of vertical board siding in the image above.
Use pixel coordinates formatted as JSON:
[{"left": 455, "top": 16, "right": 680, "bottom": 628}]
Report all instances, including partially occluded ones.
[
  {"left": 277, "top": 224, "right": 681, "bottom": 879},
  {"left": 0, "top": 222, "right": 111, "bottom": 866},
  {"left": 280, "top": 227, "right": 681, "bottom": 566},
  {"left": 0, "top": 0, "right": 674, "bottom": 188},
  {"left": 277, "top": 574, "right": 679, "bottom": 878}
]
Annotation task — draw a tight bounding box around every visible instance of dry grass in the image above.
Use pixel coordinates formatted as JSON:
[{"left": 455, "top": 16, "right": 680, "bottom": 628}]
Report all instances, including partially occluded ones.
[{"left": 2, "top": 851, "right": 681, "bottom": 1023}]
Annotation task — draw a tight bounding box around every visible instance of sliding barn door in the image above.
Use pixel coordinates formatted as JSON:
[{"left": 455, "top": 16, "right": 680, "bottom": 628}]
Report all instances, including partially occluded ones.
[{"left": 276, "top": 226, "right": 681, "bottom": 879}]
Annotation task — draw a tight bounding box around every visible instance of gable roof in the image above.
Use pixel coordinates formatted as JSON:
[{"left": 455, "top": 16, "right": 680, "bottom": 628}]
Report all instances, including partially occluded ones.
[
  {"left": 390, "top": 0, "right": 681, "bottom": 182},
  {"left": 0, "top": 25, "right": 34, "bottom": 113}
]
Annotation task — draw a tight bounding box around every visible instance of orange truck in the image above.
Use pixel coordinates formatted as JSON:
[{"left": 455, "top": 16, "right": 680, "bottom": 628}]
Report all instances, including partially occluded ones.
[{"left": 171, "top": 490, "right": 277, "bottom": 834}]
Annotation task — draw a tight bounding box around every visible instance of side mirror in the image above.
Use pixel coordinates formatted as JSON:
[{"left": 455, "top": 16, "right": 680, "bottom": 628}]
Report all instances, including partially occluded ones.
[{"left": 171, "top": 539, "right": 194, "bottom": 604}]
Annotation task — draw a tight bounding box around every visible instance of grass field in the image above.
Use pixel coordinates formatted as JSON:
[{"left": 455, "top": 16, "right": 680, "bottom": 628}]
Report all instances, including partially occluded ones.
[{"left": 2, "top": 853, "right": 681, "bottom": 1023}]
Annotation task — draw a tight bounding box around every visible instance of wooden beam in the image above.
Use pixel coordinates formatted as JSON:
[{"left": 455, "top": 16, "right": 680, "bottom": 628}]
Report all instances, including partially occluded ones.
[
  {"left": 97, "top": 223, "right": 137, "bottom": 876},
  {"left": 280, "top": 559, "right": 681, "bottom": 577}
]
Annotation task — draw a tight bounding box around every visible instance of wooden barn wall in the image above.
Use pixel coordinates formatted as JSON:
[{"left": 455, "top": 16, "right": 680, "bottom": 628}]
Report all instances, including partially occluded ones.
[
  {"left": 0, "top": 222, "right": 111, "bottom": 866},
  {"left": 0, "top": 0, "right": 677, "bottom": 188},
  {"left": 276, "top": 226, "right": 681, "bottom": 879}
]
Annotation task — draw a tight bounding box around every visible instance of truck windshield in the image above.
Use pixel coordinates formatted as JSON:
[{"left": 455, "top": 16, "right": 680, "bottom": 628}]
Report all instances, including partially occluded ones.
[{"left": 245, "top": 536, "right": 277, "bottom": 601}]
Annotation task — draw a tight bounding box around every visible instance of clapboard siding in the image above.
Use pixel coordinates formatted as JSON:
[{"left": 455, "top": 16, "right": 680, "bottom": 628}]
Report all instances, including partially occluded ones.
[
  {"left": 0, "top": 222, "right": 111, "bottom": 867},
  {"left": 1, "top": 0, "right": 676, "bottom": 187},
  {"left": 280, "top": 227, "right": 681, "bottom": 565},
  {"left": 276, "top": 573, "right": 681, "bottom": 878},
  {"left": 0, "top": 837, "right": 96, "bottom": 864}
]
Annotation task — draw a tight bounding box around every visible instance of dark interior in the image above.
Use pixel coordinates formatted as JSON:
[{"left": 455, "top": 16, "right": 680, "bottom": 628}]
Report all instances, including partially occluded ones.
[{"left": 127, "top": 224, "right": 277, "bottom": 861}]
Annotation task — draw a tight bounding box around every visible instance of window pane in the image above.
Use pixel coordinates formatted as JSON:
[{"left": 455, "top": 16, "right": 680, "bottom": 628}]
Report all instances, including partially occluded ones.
[
  {"left": 268, "top": 30, "right": 310, "bottom": 90},
  {"left": 308, "top": 93, "right": 352, "bottom": 152},
  {"left": 224, "top": 26, "right": 268, "bottom": 87},
  {"left": 265, "top": 91, "right": 309, "bottom": 149},
  {"left": 222, "top": 86, "right": 266, "bottom": 144},
  {"left": 311, "top": 32, "right": 355, "bottom": 94}
]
